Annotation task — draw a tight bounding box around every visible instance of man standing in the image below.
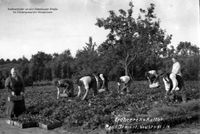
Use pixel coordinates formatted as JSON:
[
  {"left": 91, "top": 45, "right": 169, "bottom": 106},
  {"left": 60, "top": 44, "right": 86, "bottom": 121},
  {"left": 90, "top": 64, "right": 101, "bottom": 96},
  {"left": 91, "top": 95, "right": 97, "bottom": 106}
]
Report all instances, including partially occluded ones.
[{"left": 170, "top": 57, "right": 182, "bottom": 92}]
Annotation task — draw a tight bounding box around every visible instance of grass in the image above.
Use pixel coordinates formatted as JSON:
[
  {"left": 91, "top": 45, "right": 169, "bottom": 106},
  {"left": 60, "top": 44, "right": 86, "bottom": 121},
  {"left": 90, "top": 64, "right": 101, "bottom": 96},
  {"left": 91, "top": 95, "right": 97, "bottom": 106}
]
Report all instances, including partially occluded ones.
[{"left": 148, "top": 99, "right": 200, "bottom": 118}]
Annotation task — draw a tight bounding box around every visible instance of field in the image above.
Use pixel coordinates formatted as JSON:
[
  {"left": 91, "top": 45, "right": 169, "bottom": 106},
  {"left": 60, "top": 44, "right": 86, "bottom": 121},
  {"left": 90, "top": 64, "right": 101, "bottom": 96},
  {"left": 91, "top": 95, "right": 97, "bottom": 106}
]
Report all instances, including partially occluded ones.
[{"left": 0, "top": 81, "right": 199, "bottom": 133}]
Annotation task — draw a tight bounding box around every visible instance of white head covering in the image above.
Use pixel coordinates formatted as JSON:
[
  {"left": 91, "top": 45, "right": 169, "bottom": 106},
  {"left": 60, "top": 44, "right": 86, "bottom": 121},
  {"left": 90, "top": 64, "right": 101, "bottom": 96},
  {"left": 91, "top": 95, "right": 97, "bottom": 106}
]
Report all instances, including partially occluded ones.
[
  {"left": 120, "top": 76, "right": 130, "bottom": 84},
  {"left": 11, "top": 67, "right": 17, "bottom": 77},
  {"left": 99, "top": 74, "right": 104, "bottom": 80}
]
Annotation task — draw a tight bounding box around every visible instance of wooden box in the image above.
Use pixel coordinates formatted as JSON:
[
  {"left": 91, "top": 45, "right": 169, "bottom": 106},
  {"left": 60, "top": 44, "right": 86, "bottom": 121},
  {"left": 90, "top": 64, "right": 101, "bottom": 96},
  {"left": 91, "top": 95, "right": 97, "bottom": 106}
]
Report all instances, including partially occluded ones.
[
  {"left": 60, "top": 93, "right": 68, "bottom": 97},
  {"left": 13, "top": 120, "right": 38, "bottom": 128},
  {"left": 6, "top": 119, "right": 38, "bottom": 129},
  {"left": 38, "top": 121, "right": 62, "bottom": 130},
  {"left": 6, "top": 119, "right": 14, "bottom": 125}
]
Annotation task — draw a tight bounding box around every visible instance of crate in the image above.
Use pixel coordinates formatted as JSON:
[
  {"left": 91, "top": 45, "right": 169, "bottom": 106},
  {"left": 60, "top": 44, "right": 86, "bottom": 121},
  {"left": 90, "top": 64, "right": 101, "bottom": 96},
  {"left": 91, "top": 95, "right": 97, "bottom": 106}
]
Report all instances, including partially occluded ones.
[
  {"left": 13, "top": 121, "right": 38, "bottom": 128},
  {"left": 38, "top": 121, "right": 62, "bottom": 130},
  {"left": 6, "top": 119, "right": 14, "bottom": 125},
  {"left": 60, "top": 93, "right": 68, "bottom": 97}
]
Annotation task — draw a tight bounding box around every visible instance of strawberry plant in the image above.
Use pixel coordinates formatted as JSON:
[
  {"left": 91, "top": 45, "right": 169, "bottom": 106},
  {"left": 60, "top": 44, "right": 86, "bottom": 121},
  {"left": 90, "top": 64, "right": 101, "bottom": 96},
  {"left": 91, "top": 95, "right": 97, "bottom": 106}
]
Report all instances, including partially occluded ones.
[{"left": 0, "top": 81, "right": 199, "bottom": 132}]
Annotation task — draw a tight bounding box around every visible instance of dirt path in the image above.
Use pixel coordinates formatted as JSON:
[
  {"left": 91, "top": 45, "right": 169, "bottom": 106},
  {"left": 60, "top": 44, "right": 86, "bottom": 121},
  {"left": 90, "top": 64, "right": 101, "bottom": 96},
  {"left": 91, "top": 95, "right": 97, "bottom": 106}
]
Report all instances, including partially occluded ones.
[
  {"left": 0, "top": 119, "right": 105, "bottom": 134},
  {"left": 1, "top": 118, "right": 200, "bottom": 134}
]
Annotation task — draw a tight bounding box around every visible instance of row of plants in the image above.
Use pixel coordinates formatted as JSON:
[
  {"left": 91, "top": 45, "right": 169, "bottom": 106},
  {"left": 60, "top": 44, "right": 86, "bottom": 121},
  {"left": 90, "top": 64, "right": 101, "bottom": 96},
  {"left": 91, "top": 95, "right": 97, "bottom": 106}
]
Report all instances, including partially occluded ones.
[{"left": 0, "top": 81, "right": 199, "bottom": 132}]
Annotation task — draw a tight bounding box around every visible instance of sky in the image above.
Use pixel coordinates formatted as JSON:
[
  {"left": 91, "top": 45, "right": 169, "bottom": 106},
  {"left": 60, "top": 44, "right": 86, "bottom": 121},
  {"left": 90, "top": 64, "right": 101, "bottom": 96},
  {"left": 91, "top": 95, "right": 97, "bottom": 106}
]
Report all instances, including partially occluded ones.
[{"left": 0, "top": 0, "right": 199, "bottom": 60}]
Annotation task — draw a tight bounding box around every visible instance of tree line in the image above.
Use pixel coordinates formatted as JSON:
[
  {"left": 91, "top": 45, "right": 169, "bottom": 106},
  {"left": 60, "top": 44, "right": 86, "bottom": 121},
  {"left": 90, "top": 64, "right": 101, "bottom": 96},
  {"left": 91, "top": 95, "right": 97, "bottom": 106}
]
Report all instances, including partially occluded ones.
[{"left": 0, "top": 2, "right": 199, "bottom": 88}]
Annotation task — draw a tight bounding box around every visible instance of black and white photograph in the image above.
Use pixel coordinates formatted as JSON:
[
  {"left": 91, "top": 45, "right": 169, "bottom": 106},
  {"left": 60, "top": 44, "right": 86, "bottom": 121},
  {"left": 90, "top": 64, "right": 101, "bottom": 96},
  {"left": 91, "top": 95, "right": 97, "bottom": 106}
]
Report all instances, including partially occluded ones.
[{"left": 0, "top": 0, "right": 199, "bottom": 134}]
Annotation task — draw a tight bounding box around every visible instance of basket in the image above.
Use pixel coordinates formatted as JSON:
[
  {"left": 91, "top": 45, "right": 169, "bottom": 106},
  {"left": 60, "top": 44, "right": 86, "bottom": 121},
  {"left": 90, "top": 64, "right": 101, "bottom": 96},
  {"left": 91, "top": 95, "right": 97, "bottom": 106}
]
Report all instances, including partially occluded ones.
[{"left": 10, "top": 95, "right": 24, "bottom": 101}]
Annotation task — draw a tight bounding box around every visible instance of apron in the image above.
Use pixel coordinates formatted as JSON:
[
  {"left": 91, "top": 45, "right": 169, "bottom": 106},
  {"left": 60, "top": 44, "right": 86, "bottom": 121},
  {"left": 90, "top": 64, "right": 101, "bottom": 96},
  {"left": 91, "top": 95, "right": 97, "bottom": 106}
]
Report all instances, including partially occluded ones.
[{"left": 5, "top": 76, "right": 26, "bottom": 118}]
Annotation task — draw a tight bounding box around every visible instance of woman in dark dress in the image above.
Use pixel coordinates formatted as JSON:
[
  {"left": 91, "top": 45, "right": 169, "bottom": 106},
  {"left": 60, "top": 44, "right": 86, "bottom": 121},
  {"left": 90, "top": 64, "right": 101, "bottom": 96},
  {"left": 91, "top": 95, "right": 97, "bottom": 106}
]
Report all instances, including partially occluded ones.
[{"left": 5, "top": 67, "right": 26, "bottom": 119}]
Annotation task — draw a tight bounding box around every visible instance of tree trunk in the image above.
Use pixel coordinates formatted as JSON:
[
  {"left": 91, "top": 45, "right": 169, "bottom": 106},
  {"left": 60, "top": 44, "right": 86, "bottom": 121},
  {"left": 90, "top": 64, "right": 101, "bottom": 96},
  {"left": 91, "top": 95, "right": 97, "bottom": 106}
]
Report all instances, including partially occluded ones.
[{"left": 124, "top": 64, "right": 128, "bottom": 76}]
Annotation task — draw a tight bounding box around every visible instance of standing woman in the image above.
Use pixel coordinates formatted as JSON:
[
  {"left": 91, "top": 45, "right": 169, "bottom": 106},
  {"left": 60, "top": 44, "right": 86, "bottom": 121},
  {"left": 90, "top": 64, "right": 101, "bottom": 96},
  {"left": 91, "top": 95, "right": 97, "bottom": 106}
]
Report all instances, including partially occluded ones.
[
  {"left": 170, "top": 56, "right": 182, "bottom": 92},
  {"left": 5, "top": 67, "right": 26, "bottom": 119}
]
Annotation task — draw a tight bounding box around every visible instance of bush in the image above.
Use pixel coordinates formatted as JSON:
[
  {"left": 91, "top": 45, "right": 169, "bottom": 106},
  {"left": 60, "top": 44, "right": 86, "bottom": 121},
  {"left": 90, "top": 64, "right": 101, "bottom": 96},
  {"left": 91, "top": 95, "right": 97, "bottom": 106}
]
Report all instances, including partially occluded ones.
[{"left": 181, "top": 56, "right": 199, "bottom": 80}]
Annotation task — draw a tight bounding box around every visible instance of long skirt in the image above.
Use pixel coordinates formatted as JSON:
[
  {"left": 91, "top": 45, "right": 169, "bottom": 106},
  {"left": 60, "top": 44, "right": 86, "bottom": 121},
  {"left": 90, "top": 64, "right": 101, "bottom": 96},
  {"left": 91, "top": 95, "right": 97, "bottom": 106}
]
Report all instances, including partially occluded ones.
[{"left": 6, "top": 98, "right": 26, "bottom": 119}]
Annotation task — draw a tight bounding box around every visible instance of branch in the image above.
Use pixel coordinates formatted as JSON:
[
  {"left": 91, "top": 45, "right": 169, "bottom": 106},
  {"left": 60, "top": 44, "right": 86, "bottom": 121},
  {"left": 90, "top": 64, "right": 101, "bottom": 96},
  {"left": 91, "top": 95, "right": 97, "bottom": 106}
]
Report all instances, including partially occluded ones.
[
  {"left": 125, "top": 53, "right": 130, "bottom": 63},
  {"left": 127, "top": 54, "right": 137, "bottom": 66}
]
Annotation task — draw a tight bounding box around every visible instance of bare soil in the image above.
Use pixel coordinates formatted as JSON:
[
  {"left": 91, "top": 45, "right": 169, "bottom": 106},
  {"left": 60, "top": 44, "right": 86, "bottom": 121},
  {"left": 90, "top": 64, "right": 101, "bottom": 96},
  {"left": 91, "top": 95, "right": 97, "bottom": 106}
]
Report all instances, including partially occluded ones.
[{"left": 0, "top": 119, "right": 200, "bottom": 134}]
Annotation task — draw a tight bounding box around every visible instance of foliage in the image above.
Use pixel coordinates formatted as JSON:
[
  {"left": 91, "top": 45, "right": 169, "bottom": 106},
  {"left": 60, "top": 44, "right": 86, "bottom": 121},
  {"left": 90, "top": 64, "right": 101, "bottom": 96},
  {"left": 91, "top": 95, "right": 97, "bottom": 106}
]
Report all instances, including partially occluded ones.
[
  {"left": 29, "top": 51, "right": 53, "bottom": 81},
  {"left": 0, "top": 81, "right": 199, "bottom": 132},
  {"left": 176, "top": 42, "right": 199, "bottom": 56},
  {"left": 51, "top": 50, "right": 74, "bottom": 79},
  {"left": 182, "top": 56, "right": 200, "bottom": 80},
  {"left": 96, "top": 2, "right": 171, "bottom": 76},
  {"left": 0, "top": 2, "right": 199, "bottom": 87},
  {"left": 75, "top": 37, "right": 100, "bottom": 76}
]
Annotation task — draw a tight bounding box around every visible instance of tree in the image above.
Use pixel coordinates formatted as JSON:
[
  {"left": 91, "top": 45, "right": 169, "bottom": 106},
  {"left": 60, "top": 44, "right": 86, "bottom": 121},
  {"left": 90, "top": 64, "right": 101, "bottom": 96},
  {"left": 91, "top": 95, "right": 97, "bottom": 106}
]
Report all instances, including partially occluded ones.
[
  {"left": 175, "top": 42, "right": 200, "bottom": 80},
  {"left": 29, "top": 51, "right": 52, "bottom": 81},
  {"left": 0, "top": 58, "right": 5, "bottom": 65},
  {"left": 6, "top": 59, "right": 10, "bottom": 63},
  {"left": 43, "top": 66, "right": 52, "bottom": 80},
  {"left": 12, "top": 59, "right": 17, "bottom": 63},
  {"left": 182, "top": 56, "right": 199, "bottom": 80},
  {"left": 96, "top": 2, "right": 171, "bottom": 77},
  {"left": 51, "top": 49, "right": 74, "bottom": 79},
  {"left": 166, "top": 45, "right": 175, "bottom": 58},
  {"left": 176, "top": 41, "right": 200, "bottom": 56},
  {"left": 75, "top": 37, "right": 100, "bottom": 76},
  {"left": 0, "top": 71, "right": 5, "bottom": 89}
]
